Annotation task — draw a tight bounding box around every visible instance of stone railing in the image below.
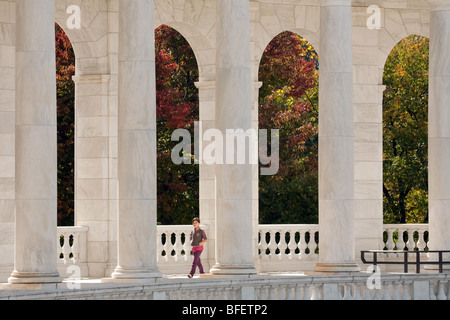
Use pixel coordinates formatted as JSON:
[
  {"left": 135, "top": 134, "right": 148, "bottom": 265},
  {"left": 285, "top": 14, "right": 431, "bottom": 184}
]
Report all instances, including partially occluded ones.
[
  {"left": 156, "top": 225, "right": 210, "bottom": 263},
  {"left": 258, "top": 225, "right": 320, "bottom": 260},
  {"left": 56, "top": 224, "right": 432, "bottom": 275},
  {"left": 162, "top": 274, "right": 450, "bottom": 300},
  {"left": 2, "top": 273, "right": 449, "bottom": 300},
  {"left": 383, "top": 224, "right": 429, "bottom": 251},
  {"left": 156, "top": 225, "right": 211, "bottom": 274},
  {"left": 57, "top": 227, "right": 89, "bottom": 265}
]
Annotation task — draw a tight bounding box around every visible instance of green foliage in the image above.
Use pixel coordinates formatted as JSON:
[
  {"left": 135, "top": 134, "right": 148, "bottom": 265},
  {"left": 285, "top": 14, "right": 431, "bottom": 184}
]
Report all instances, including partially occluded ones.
[
  {"left": 258, "top": 31, "right": 319, "bottom": 225},
  {"left": 55, "top": 24, "right": 75, "bottom": 226},
  {"left": 383, "top": 35, "right": 429, "bottom": 224},
  {"left": 155, "top": 25, "right": 199, "bottom": 225}
]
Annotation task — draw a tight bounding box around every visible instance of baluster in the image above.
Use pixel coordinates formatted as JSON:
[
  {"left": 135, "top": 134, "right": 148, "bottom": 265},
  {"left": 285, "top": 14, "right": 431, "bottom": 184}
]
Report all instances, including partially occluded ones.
[
  {"left": 259, "top": 286, "right": 268, "bottom": 300},
  {"left": 61, "top": 232, "right": 71, "bottom": 264},
  {"left": 278, "top": 285, "right": 287, "bottom": 300},
  {"left": 398, "top": 229, "right": 407, "bottom": 251},
  {"left": 373, "top": 287, "right": 381, "bottom": 300},
  {"left": 386, "top": 229, "right": 395, "bottom": 251},
  {"left": 268, "top": 286, "right": 276, "bottom": 300},
  {"left": 417, "top": 230, "right": 427, "bottom": 251},
  {"left": 72, "top": 232, "right": 81, "bottom": 263},
  {"left": 285, "top": 285, "right": 294, "bottom": 300},
  {"left": 353, "top": 284, "right": 362, "bottom": 300},
  {"left": 401, "top": 282, "right": 412, "bottom": 300},
  {"left": 169, "top": 231, "right": 176, "bottom": 262},
  {"left": 268, "top": 231, "right": 278, "bottom": 259},
  {"left": 305, "top": 284, "right": 314, "bottom": 300},
  {"left": 412, "top": 230, "right": 419, "bottom": 251},
  {"left": 295, "top": 284, "right": 305, "bottom": 300},
  {"left": 405, "top": 229, "right": 415, "bottom": 251},
  {"left": 343, "top": 283, "right": 352, "bottom": 300},
  {"left": 173, "top": 231, "right": 182, "bottom": 262},
  {"left": 429, "top": 280, "right": 437, "bottom": 300},
  {"left": 57, "top": 233, "right": 63, "bottom": 262},
  {"left": 161, "top": 231, "right": 169, "bottom": 262},
  {"left": 278, "top": 230, "right": 288, "bottom": 259},
  {"left": 227, "top": 288, "right": 237, "bottom": 300},
  {"left": 294, "top": 231, "right": 302, "bottom": 258},
  {"left": 295, "top": 284, "right": 309, "bottom": 300},
  {"left": 299, "top": 231, "right": 309, "bottom": 258},
  {"left": 437, "top": 280, "right": 447, "bottom": 300},
  {"left": 391, "top": 282, "right": 401, "bottom": 300},
  {"left": 223, "top": 288, "right": 231, "bottom": 300},
  {"left": 214, "top": 288, "right": 222, "bottom": 300},
  {"left": 382, "top": 282, "right": 392, "bottom": 300},
  {"left": 257, "top": 231, "right": 263, "bottom": 258},
  {"left": 156, "top": 230, "right": 162, "bottom": 262},
  {"left": 313, "top": 231, "right": 320, "bottom": 256},
  {"left": 310, "top": 284, "right": 320, "bottom": 300},
  {"left": 217, "top": 288, "right": 225, "bottom": 300},
  {"left": 254, "top": 287, "right": 261, "bottom": 300},
  {"left": 180, "top": 231, "right": 187, "bottom": 261},
  {"left": 170, "top": 231, "right": 177, "bottom": 261},
  {"left": 287, "top": 230, "right": 297, "bottom": 259},
  {"left": 260, "top": 231, "right": 269, "bottom": 259},
  {"left": 206, "top": 288, "right": 214, "bottom": 300},
  {"left": 362, "top": 285, "right": 373, "bottom": 300}
]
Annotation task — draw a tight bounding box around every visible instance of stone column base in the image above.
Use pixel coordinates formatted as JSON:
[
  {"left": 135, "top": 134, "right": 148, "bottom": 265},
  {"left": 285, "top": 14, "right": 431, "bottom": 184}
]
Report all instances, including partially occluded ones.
[
  {"left": 210, "top": 264, "right": 257, "bottom": 276},
  {"left": 314, "top": 263, "right": 361, "bottom": 274},
  {"left": 8, "top": 272, "right": 62, "bottom": 284},
  {"left": 109, "top": 267, "right": 162, "bottom": 281}
]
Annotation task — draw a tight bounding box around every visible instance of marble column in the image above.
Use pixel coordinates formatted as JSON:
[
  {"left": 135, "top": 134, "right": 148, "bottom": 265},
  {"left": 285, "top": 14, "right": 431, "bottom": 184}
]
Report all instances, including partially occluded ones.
[
  {"left": 9, "top": 0, "right": 61, "bottom": 284},
  {"left": 314, "top": 0, "right": 360, "bottom": 273},
  {"left": 428, "top": 0, "right": 450, "bottom": 261},
  {"left": 110, "top": 0, "right": 161, "bottom": 280},
  {"left": 210, "top": 0, "right": 257, "bottom": 275},
  {"left": 72, "top": 74, "right": 114, "bottom": 278},
  {"left": 195, "top": 80, "right": 217, "bottom": 271}
]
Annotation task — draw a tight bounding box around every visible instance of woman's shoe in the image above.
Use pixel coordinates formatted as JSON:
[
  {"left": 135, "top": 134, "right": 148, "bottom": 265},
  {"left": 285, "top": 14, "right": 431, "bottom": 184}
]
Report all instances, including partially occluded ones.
[{"left": 187, "top": 274, "right": 193, "bottom": 278}]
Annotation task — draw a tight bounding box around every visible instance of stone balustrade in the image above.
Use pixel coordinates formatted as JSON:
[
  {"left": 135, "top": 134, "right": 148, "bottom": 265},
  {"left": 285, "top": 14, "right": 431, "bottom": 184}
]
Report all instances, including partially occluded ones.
[
  {"left": 156, "top": 225, "right": 210, "bottom": 275},
  {"left": 383, "top": 224, "right": 430, "bottom": 251},
  {"left": 56, "top": 224, "right": 432, "bottom": 276},
  {"left": 1, "top": 273, "right": 449, "bottom": 300},
  {"left": 156, "top": 225, "right": 210, "bottom": 263},
  {"left": 258, "top": 225, "right": 320, "bottom": 260},
  {"left": 57, "top": 227, "right": 89, "bottom": 265}
]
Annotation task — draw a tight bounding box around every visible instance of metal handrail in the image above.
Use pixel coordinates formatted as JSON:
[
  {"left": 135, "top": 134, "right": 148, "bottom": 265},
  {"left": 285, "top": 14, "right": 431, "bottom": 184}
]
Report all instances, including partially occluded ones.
[{"left": 361, "top": 250, "right": 450, "bottom": 274}]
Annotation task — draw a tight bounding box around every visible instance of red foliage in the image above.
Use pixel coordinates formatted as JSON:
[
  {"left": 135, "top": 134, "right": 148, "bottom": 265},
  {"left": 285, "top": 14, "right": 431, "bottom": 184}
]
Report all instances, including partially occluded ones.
[{"left": 259, "top": 31, "right": 319, "bottom": 176}]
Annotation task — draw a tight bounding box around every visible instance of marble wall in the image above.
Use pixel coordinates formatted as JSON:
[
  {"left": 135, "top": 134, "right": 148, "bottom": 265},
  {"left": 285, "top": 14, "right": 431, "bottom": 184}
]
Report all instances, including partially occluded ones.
[
  {"left": 0, "top": 0, "right": 442, "bottom": 281},
  {"left": 0, "top": 0, "right": 15, "bottom": 281}
]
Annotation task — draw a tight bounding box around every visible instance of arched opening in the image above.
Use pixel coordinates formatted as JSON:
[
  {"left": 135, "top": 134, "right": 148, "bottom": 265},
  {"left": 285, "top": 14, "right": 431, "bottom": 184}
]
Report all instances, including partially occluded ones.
[
  {"left": 258, "top": 31, "right": 319, "bottom": 225},
  {"left": 383, "top": 34, "right": 429, "bottom": 224},
  {"left": 55, "top": 23, "right": 75, "bottom": 227},
  {"left": 155, "top": 24, "right": 200, "bottom": 225}
]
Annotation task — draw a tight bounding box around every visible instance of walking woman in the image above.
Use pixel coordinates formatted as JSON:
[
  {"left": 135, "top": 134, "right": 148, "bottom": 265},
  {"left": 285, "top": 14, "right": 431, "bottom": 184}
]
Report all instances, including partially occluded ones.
[{"left": 188, "top": 217, "right": 207, "bottom": 278}]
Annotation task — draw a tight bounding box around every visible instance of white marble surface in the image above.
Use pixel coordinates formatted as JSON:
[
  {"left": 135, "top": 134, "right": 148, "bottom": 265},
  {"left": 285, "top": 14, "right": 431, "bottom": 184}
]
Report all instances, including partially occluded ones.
[
  {"left": 0, "top": 0, "right": 441, "bottom": 282},
  {"left": 316, "top": 0, "right": 359, "bottom": 273},
  {"left": 9, "top": 0, "right": 60, "bottom": 284},
  {"left": 428, "top": 4, "right": 450, "bottom": 253},
  {"left": 211, "top": 0, "right": 256, "bottom": 276},
  {"left": 111, "top": 0, "right": 160, "bottom": 280}
]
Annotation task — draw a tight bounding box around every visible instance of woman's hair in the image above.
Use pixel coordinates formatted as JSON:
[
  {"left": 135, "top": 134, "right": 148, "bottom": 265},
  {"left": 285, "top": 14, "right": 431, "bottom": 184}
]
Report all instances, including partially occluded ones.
[{"left": 192, "top": 217, "right": 200, "bottom": 224}]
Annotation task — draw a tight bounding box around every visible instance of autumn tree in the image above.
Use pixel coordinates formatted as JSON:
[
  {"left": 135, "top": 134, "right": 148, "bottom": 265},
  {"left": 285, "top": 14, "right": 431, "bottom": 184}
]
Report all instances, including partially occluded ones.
[
  {"left": 258, "top": 31, "right": 319, "bottom": 224},
  {"left": 155, "top": 25, "right": 199, "bottom": 225},
  {"left": 55, "top": 24, "right": 75, "bottom": 226},
  {"left": 383, "top": 35, "right": 429, "bottom": 224},
  {"left": 54, "top": 24, "right": 200, "bottom": 226}
]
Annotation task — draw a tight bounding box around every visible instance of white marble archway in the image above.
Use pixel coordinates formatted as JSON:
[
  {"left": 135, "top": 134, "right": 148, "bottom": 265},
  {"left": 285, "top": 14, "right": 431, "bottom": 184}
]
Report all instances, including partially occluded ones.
[{"left": 2, "top": 0, "right": 450, "bottom": 283}]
